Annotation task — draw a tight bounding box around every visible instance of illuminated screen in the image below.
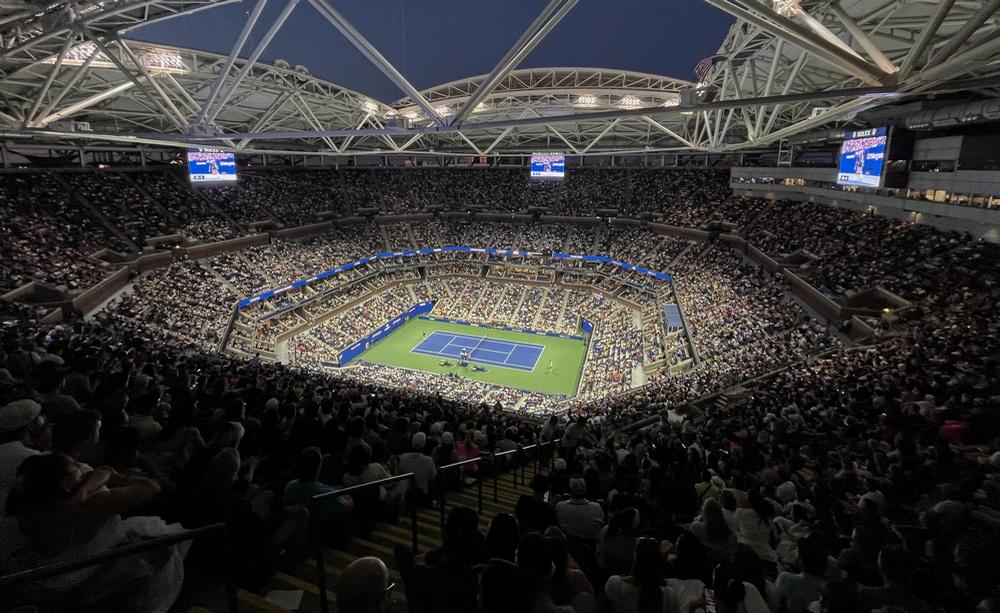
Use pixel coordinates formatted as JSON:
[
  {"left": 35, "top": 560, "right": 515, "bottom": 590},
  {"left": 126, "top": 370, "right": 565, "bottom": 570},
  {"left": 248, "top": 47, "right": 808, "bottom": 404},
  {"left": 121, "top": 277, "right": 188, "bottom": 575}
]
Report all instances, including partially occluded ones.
[
  {"left": 530, "top": 152, "right": 565, "bottom": 179},
  {"left": 187, "top": 148, "right": 237, "bottom": 183},
  {"left": 837, "top": 127, "right": 887, "bottom": 188}
]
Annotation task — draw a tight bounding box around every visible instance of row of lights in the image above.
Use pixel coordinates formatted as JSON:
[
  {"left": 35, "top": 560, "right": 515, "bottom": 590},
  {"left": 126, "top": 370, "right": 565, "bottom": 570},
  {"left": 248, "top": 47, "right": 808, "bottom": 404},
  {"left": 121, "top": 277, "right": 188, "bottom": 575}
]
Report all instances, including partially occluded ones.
[{"left": 383, "top": 94, "right": 683, "bottom": 118}]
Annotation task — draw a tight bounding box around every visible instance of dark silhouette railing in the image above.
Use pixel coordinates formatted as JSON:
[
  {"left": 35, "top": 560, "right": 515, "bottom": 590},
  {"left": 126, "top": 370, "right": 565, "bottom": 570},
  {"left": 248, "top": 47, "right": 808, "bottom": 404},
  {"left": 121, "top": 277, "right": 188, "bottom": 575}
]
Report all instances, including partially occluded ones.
[
  {"left": 436, "top": 439, "right": 559, "bottom": 530},
  {"left": 309, "top": 438, "right": 559, "bottom": 613},
  {"left": 0, "top": 522, "right": 234, "bottom": 612},
  {"left": 309, "top": 472, "right": 418, "bottom": 613}
]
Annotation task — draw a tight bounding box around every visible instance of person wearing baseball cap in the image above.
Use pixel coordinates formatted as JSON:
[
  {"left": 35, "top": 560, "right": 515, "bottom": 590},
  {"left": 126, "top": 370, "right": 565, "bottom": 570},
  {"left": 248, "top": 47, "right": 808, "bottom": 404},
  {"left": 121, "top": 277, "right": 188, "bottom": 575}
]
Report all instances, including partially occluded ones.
[{"left": 0, "top": 399, "right": 43, "bottom": 511}]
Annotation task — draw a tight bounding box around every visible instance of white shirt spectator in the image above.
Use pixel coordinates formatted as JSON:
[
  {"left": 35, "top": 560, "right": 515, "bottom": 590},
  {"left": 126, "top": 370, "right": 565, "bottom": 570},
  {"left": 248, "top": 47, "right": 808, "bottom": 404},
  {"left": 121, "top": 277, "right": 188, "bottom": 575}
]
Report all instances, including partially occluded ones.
[
  {"left": 604, "top": 575, "right": 680, "bottom": 613},
  {"left": 556, "top": 497, "right": 606, "bottom": 540},
  {"left": 397, "top": 433, "right": 436, "bottom": 494},
  {"left": 734, "top": 508, "right": 777, "bottom": 562}
]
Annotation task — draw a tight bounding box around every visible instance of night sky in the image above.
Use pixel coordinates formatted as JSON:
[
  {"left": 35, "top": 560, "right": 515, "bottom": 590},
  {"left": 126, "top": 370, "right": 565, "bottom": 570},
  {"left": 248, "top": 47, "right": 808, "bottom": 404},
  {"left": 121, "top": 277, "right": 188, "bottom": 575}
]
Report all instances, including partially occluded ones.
[{"left": 133, "top": 0, "right": 734, "bottom": 103}]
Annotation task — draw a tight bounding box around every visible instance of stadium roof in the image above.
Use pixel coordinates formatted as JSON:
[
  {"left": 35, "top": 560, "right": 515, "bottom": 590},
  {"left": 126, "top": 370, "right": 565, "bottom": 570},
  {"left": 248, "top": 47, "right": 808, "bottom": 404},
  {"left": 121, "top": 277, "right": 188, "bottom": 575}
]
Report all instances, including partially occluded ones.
[{"left": 1, "top": 0, "right": 999, "bottom": 157}]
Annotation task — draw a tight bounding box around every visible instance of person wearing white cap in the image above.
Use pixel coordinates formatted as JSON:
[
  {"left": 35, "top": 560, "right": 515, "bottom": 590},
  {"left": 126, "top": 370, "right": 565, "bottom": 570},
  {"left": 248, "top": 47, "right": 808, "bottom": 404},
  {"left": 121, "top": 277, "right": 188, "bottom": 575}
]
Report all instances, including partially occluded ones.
[
  {"left": 396, "top": 431, "right": 436, "bottom": 505},
  {"left": 0, "top": 399, "right": 43, "bottom": 511},
  {"left": 555, "top": 477, "right": 606, "bottom": 541}
]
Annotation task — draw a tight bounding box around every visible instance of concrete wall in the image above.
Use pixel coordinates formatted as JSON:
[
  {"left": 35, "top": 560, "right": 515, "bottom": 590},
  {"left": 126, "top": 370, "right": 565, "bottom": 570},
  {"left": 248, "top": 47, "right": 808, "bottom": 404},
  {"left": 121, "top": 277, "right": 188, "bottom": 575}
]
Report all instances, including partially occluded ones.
[
  {"left": 913, "top": 136, "right": 962, "bottom": 162},
  {"left": 732, "top": 182, "right": 1000, "bottom": 242},
  {"left": 731, "top": 166, "right": 837, "bottom": 183},
  {"left": 907, "top": 170, "right": 1000, "bottom": 196},
  {"left": 272, "top": 223, "right": 331, "bottom": 241},
  {"left": 72, "top": 267, "right": 131, "bottom": 315},
  {"left": 648, "top": 223, "right": 710, "bottom": 241}
]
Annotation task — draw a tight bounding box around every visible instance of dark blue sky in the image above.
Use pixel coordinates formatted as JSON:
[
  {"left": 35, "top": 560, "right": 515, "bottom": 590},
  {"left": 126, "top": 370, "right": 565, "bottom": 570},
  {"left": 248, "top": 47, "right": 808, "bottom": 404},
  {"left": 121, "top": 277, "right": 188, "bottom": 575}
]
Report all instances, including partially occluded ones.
[{"left": 133, "top": 0, "right": 734, "bottom": 103}]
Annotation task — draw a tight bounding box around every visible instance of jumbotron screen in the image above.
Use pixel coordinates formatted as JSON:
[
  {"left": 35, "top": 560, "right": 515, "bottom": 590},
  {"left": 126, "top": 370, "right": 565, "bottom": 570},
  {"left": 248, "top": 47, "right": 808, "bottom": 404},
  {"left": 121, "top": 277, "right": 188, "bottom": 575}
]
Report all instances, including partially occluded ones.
[
  {"left": 837, "top": 127, "right": 887, "bottom": 188},
  {"left": 530, "top": 152, "right": 565, "bottom": 179},
  {"left": 187, "top": 148, "right": 237, "bottom": 183}
]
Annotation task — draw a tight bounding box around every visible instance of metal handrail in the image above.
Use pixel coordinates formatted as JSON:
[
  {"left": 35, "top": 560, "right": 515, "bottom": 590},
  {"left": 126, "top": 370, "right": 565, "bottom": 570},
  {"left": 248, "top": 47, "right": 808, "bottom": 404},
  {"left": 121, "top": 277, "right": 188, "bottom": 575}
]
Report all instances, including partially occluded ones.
[
  {"left": 310, "top": 472, "right": 414, "bottom": 503},
  {"left": 435, "top": 439, "right": 560, "bottom": 530},
  {"left": 437, "top": 456, "right": 486, "bottom": 527},
  {"left": 309, "top": 472, "right": 418, "bottom": 613},
  {"left": 0, "top": 522, "right": 235, "bottom": 611},
  {"left": 309, "top": 439, "right": 560, "bottom": 613}
]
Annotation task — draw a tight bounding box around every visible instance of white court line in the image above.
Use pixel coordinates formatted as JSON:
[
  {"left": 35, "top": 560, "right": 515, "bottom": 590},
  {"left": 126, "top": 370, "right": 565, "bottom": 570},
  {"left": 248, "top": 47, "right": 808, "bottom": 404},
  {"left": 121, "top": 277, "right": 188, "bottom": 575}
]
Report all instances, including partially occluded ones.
[
  {"left": 408, "top": 329, "right": 543, "bottom": 372},
  {"left": 426, "top": 329, "right": 545, "bottom": 352}
]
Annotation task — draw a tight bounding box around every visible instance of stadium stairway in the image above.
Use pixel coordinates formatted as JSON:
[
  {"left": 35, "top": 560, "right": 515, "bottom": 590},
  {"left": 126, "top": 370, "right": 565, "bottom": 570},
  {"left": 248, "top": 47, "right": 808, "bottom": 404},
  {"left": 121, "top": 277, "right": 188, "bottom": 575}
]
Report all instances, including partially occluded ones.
[{"left": 185, "top": 462, "right": 543, "bottom": 613}]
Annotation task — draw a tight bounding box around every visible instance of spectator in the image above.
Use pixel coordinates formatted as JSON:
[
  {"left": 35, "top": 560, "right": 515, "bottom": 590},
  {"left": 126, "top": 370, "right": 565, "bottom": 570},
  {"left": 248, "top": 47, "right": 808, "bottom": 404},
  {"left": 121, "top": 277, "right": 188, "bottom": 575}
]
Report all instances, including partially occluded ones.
[
  {"left": 772, "top": 532, "right": 828, "bottom": 613},
  {"left": 856, "top": 545, "right": 935, "bottom": 613},
  {"left": 517, "top": 531, "right": 587, "bottom": 613},
  {"left": 397, "top": 432, "right": 437, "bottom": 506},
  {"left": 283, "top": 446, "right": 354, "bottom": 519},
  {"left": 486, "top": 513, "right": 520, "bottom": 562},
  {"left": 0, "top": 399, "right": 43, "bottom": 511},
  {"left": 706, "top": 563, "right": 770, "bottom": 613},
  {"left": 556, "top": 477, "right": 606, "bottom": 541},
  {"left": 4, "top": 453, "right": 185, "bottom": 610},
  {"left": 815, "top": 579, "right": 859, "bottom": 613},
  {"left": 478, "top": 558, "right": 531, "bottom": 613},
  {"left": 403, "top": 506, "right": 485, "bottom": 613},
  {"left": 689, "top": 498, "right": 738, "bottom": 565},
  {"left": 604, "top": 537, "right": 680, "bottom": 613},
  {"left": 517, "top": 474, "right": 559, "bottom": 534},
  {"left": 337, "top": 556, "right": 392, "bottom": 613},
  {"left": 835, "top": 525, "right": 881, "bottom": 586},
  {"left": 34, "top": 361, "right": 80, "bottom": 414},
  {"left": 734, "top": 490, "right": 777, "bottom": 565},
  {"left": 50, "top": 408, "right": 102, "bottom": 466},
  {"left": 598, "top": 507, "right": 642, "bottom": 575},
  {"left": 546, "top": 526, "right": 595, "bottom": 606}
]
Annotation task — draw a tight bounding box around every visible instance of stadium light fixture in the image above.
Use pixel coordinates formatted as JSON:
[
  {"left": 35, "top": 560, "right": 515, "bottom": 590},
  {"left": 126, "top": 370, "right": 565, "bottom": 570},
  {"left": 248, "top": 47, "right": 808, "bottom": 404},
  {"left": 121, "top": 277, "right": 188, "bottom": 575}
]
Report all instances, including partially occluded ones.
[
  {"left": 773, "top": 0, "right": 801, "bottom": 17},
  {"left": 618, "top": 95, "right": 644, "bottom": 109},
  {"left": 575, "top": 94, "right": 597, "bottom": 106}
]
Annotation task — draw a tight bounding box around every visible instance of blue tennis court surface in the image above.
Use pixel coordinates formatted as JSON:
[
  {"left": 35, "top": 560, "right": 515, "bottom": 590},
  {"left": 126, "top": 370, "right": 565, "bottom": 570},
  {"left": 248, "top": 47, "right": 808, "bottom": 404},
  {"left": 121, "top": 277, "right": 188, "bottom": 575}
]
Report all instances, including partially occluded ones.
[{"left": 411, "top": 330, "right": 544, "bottom": 372}]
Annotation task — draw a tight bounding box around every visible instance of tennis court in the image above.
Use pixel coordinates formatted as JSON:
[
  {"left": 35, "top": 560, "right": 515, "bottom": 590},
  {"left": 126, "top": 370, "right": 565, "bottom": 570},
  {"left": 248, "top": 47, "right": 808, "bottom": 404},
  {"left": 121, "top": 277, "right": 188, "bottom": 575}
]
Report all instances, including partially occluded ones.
[{"left": 411, "top": 330, "right": 544, "bottom": 372}]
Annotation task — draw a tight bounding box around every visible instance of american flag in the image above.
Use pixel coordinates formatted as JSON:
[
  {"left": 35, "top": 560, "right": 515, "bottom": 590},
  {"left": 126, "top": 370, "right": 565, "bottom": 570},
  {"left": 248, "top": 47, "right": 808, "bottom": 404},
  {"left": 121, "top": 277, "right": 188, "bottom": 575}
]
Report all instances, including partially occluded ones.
[{"left": 694, "top": 53, "right": 727, "bottom": 82}]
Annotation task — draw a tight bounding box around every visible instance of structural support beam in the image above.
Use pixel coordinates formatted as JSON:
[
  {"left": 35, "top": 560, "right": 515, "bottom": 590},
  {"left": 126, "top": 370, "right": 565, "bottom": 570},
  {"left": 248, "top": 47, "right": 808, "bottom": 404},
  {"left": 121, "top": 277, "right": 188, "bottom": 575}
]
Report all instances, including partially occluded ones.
[
  {"left": 763, "top": 51, "right": 808, "bottom": 137},
  {"left": 828, "top": 2, "right": 896, "bottom": 74},
  {"left": 642, "top": 116, "right": 697, "bottom": 149},
  {"left": 114, "top": 37, "right": 188, "bottom": 128},
  {"left": 582, "top": 117, "right": 621, "bottom": 153},
  {"left": 84, "top": 33, "right": 186, "bottom": 131},
  {"left": 196, "top": 0, "right": 269, "bottom": 125},
  {"left": 396, "top": 133, "right": 424, "bottom": 152},
  {"left": 547, "top": 125, "right": 580, "bottom": 154},
  {"left": 754, "top": 39, "right": 784, "bottom": 138},
  {"left": 449, "top": 0, "right": 577, "bottom": 125},
  {"left": 0, "top": 109, "right": 19, "bottom": 127},
  {"left": 174, "top": 82, "right": 900, "bottom": 143},
  {"left": 307, "top": 0, "right": 444, "bottom": 125},
  {"left": 924, "top": 0, "right": 1000, "bottom": 71},
  {"left": 483, "top": 126, "right": 515, "bottom": 154},
  {"left": 702, "top": 0, "right": 890, "bottom": 85},
  {"left": 456, "top": 131, "right": 484, "bottom": 155},
  {"left": 916, "top": 31, "right": 1000, "bottom": 83},
  {"left": 34, "top": 81, "right": 137, "bottom": 127},
  {"left": 290, "top": 94, "right": 338, "bottom": 151},
  {"left": 207, "top": 0, "right": 301, "bottom": 124},
  {"left": 27, "top": 34, "right": 76, "bottom": 124},
  {"left": 897, "top": 0, "right": 955, "bottom": 79},
  {"left": 34, "top": 46, "right": 101, "bottom": 123}
]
